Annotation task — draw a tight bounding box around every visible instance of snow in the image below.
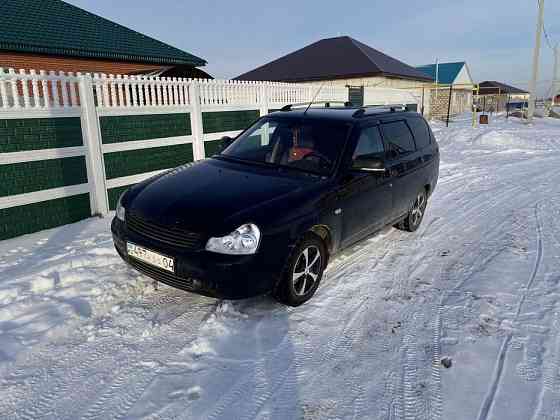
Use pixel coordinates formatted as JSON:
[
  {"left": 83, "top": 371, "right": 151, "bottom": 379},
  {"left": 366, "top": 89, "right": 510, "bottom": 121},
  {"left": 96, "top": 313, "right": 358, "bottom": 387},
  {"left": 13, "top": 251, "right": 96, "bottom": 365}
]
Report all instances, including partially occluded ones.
[{"left": 2, "top": 115, "right": 560, "bottom": 419}]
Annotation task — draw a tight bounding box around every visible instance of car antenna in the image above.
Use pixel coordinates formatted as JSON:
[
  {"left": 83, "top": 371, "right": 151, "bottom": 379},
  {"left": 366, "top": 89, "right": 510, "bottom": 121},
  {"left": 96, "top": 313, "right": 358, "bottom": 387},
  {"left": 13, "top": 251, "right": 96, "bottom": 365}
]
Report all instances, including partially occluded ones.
[{"left": 304, "top": 82, "right": 325, "bottom": 116}]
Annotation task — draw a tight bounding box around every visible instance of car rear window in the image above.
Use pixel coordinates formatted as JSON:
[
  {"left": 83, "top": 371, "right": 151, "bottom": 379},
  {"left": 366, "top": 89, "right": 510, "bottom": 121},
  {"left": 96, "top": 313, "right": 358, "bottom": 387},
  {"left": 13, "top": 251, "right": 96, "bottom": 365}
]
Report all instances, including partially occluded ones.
[
  {"left": 407, "top": 117, "right": 431, "bottom": 150},
  {"left": 380, "top": 121, "right": 416, "bottom": 156}
]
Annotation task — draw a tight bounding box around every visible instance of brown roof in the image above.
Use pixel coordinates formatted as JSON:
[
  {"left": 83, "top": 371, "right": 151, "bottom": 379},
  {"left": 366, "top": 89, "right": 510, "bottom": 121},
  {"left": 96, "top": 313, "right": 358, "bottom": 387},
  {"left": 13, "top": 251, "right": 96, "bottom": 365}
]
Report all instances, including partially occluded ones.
[{"left": 235, "top": 36, "right": 432, "bottom": 83}]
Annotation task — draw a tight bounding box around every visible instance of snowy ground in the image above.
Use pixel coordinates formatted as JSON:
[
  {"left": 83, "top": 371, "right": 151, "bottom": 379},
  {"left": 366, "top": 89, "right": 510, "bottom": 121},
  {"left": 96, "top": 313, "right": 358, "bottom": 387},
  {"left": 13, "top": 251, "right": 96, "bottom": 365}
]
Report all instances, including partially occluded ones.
[{"left": 1, "top": 115, "right": 560, "bottom": 420}]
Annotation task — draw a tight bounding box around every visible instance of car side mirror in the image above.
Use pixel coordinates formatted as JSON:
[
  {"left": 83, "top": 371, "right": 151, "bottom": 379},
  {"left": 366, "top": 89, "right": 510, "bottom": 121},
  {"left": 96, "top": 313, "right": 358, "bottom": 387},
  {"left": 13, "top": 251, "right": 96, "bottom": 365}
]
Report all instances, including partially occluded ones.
[
  {"left": 220, "top": 136, "right": 235, "bottom": 151},
  {"left": 352, "top": 156, "right": 386, "bottom": 173}
]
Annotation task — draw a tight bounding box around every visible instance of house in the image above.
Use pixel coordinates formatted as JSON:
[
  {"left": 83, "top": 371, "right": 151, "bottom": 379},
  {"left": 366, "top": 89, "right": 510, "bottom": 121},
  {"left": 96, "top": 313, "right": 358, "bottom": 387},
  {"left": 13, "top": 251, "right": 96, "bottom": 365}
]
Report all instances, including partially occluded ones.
[
  {"left": 476, "top": 81, "right": 529, "bottom": 112},
  {"left": 0, "top": 0, "right": 208, "bottom": 78},
  {"left": 235, "top": 36, "right": 433, "bottom": 111},
  {"left": 416, "top": 61, "right": 474, "bottom": 117}
]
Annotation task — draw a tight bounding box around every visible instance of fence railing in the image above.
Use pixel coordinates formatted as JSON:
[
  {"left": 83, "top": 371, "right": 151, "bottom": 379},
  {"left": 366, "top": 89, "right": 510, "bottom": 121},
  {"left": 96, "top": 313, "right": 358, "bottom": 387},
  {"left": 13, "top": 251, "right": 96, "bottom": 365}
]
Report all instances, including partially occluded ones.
[
  {"left": 0, "top": 67, "right": 82, "bottom": 109},
  {"left": 0, "top": 68, "right": 349, "bottom": 111}
]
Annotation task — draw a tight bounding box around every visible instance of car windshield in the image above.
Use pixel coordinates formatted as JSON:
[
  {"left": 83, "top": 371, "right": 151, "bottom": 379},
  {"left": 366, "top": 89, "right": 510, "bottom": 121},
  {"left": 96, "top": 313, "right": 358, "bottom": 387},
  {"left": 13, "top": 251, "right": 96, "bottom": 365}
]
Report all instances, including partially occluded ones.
[{"left": 220, "top": 117, "right": 350, "bottom": 176}]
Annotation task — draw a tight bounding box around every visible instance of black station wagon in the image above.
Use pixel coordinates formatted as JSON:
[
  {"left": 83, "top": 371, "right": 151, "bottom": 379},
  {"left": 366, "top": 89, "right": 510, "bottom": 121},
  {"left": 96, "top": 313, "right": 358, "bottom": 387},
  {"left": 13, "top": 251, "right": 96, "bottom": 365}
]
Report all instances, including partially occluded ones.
[{"left": 112, "top": 104, "right": 439, "bottom": 306}]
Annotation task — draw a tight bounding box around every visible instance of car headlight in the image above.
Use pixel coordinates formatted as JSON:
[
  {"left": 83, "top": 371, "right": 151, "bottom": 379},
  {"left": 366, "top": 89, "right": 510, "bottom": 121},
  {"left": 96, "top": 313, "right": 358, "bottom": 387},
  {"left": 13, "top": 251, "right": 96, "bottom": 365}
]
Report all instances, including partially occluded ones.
[
  {"left": 116, "top": 194, "right": 126, "bottom": 222},
  {"left": 205, "top": 224, "right": 261, "bottom": 255}
]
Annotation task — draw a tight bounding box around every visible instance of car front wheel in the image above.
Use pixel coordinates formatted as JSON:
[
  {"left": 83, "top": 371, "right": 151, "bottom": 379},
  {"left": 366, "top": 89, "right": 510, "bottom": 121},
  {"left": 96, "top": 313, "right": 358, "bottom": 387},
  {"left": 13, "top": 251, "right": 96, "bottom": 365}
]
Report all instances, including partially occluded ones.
[{"left": 273, "top": 234, "right": 326, "bottom": 307}]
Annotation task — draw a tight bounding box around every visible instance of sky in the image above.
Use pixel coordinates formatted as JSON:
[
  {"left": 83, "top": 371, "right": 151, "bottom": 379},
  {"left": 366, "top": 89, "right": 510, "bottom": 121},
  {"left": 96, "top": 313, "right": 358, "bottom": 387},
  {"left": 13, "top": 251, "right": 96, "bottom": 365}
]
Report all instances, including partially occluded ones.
[{"left": 67, "top": 0, "right": 559, "bottom": 95}]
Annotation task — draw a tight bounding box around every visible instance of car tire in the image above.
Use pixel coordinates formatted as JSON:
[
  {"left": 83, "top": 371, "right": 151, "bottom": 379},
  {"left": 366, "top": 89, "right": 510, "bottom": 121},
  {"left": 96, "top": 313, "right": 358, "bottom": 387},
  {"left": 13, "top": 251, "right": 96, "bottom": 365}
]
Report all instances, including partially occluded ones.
[
  {"left": 395, "top": 189, "right": 428, "bottom": 232},
  {"left": 273, "top": 234, "right": 327, "bottom": 307}
]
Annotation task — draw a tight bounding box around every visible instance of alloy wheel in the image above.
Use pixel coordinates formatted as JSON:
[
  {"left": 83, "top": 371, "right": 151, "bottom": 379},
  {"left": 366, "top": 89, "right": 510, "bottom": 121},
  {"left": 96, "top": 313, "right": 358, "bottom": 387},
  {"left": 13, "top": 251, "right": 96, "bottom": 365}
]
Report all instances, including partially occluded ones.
[
  {"left": 411, "top": 192, "right": 426, "bottom": 227},
  {"left": 292, "top": 246, "right": 322, "bottom": 296}
]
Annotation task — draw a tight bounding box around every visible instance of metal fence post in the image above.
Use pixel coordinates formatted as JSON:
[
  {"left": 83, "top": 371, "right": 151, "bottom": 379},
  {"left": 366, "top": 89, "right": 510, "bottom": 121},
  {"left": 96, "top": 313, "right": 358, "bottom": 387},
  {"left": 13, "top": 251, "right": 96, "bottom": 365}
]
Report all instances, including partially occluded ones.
[
  {"left": 446, "top": 85, "right": 453, "bottom": 127},
  {"left": 189, "top": 81, "right": 205, "bottom": 160},
  {"left": 78, "top": 73, "right": 109, "bottom": 216}
]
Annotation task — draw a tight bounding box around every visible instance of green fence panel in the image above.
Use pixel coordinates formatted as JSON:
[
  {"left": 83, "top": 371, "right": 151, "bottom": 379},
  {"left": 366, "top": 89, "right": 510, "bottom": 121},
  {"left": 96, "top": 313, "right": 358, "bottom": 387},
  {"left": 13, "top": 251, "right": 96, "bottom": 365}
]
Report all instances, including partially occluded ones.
[
  {"left": 0, "top": 117, "right": 83, "bottom": 153},
  {"left": 0, "top": 156, "right": 88, "bottom": 197},
  {"left": 0, "top": 194, "right": 91, "bottom": 240},
  {"left": 100, "top": 113, "right": 191, "bottom": 144}
]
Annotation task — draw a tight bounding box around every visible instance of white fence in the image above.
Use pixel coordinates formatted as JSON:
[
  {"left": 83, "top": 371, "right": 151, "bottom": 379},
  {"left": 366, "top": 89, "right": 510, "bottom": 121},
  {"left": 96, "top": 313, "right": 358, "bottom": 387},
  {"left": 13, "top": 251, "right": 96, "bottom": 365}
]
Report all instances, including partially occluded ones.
[
  {"left": 0, "top": 68, "right": 347, "bottom": 111},
  {"left": 0, "top": 68, "right": 349, "bottom": 228},
  {"left": 0, "top": 68, "right": 82, "bottom": 109}
]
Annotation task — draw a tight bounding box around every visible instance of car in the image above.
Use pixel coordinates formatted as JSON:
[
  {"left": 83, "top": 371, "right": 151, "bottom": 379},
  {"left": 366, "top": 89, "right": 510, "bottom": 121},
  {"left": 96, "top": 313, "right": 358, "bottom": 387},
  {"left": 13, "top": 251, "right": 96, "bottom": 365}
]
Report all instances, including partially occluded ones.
[{"left": 111, "top": 103, "right": 439, "bottom": 306}]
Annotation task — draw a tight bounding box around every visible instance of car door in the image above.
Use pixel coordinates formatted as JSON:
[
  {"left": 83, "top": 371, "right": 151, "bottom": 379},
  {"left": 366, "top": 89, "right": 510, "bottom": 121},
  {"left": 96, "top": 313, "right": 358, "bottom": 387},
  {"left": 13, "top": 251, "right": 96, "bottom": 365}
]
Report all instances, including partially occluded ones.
[
  {"left": 379, "top": 119, "right": 420, "bottom": 218},
  {"left": 338, "top": 124, "right": 393, "bottom": 245},
  {"left": 407, "top": 115, "right": 438, "bottom": 170}
]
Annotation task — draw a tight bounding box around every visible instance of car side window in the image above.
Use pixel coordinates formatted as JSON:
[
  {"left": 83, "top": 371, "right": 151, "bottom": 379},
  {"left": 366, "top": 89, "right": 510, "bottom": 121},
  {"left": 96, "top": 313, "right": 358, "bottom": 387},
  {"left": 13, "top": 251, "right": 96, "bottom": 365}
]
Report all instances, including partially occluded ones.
[
  {"left": 406, "top": 118, "right": 431, "bottom": 150},
  {"left": 380, "top": 121, "right": 416, "bottom": 157},
  {"left": 353, "top": 126, "right": 385, "bottom": 160}
]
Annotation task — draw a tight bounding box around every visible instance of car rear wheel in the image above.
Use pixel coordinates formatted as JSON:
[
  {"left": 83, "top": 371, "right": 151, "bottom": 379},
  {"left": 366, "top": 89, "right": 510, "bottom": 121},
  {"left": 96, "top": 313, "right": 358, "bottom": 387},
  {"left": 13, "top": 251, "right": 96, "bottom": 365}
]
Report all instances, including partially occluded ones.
[
  {"left": 273, "top": 234, "right": 326, "bottom": 307},
  {"left": 396, "top": 189, "right": 428, "bottom": 232}
]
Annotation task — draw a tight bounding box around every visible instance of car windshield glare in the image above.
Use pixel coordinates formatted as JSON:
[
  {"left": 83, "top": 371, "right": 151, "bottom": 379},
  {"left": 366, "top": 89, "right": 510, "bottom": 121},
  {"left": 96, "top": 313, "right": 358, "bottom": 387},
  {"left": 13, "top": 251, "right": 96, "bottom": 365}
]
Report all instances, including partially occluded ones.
[{"left": 220, "top": 118, "right": 349, "bottom": 175}]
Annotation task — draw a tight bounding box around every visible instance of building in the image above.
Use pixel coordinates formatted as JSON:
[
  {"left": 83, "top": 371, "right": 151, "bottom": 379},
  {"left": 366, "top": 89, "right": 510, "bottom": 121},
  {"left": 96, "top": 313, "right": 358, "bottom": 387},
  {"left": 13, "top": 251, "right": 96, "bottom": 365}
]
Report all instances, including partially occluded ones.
[
  {"left": 236, "top": 36, "right": 433, "bottom": 111},
  {"left": 416, "top": 61, "right": 474, "bottom": 118},
  {"left": 0, "top": 0, "right": 207, "bottom": 77},
  {"left": 476, "top": 81, "right": 529, "bottom": 113}
]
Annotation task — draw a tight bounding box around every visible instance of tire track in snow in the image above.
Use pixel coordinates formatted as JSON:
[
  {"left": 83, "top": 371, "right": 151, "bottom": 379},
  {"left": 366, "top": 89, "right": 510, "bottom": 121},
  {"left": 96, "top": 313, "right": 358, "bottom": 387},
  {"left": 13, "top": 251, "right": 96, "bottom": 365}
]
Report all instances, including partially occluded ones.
[
  {"left": 79, "top": 299, "right": 215, "bottom": 420},
  {"left": 4, "top": 290, "right": 215, "bottom": 420},
  {"left": 172, "top": 245, "right": 394, "bottom": 420},
  {"left": 393, "top": 165, "right": 545, "bottom": 420},
  {"left": 402, "top": 321, "right": 421, "bottom": 420},
  {"left": 477, "top": 204, "right": 544, "bottom": 420},
  {"left": 16, "top": 340, "right": 132, "bottom": 420},
  {"left": 198, "top": 331, "right": 296, "bottom": 420},
  {"left": 428, "top": 298, "right": 444, "bottom": 420},
  {"left": 532, "top": 310, "right": 560, "bottom": 420},
  {"left": 529, "top": 200, "right": 560, "bottom": 420}
]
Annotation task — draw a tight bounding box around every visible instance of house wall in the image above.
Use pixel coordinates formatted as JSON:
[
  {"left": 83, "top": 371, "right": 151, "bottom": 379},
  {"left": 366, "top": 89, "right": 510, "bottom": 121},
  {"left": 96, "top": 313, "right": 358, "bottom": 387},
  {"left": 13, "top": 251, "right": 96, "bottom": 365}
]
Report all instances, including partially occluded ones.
[
  {"left": 429, "top": 88, "right": 473, "bottom": 119},
  {"left": 453, "top": 65, "right": 474, "bottom": 88},
  {"left": 302, "top": 76, "right": 432, "bottom": 115},
  {"left": 0, "top": 52, "right": 164, "bottom": 75}
]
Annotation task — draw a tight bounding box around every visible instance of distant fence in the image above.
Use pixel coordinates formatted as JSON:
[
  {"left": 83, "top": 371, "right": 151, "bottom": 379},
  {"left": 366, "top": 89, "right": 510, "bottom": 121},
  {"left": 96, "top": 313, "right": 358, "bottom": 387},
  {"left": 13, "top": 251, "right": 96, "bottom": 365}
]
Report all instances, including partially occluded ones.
[{"left": 0, "top": 68, "right": 349, "bottom": 240}]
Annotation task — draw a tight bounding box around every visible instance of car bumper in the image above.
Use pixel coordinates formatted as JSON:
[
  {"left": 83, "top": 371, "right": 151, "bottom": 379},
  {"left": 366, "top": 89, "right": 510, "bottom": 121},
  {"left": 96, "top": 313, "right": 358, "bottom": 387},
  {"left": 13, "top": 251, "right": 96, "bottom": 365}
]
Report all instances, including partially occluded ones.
[{"left": 111, "top": 217, "right": 288, "bottom": 299}]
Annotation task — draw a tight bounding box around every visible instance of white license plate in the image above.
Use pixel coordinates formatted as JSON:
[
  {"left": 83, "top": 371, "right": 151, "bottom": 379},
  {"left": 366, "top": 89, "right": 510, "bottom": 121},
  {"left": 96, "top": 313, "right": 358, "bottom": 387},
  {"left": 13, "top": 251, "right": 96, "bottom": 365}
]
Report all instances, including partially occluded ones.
[{"left": 127, "top": 242, "right": 175, "bottom": 273}]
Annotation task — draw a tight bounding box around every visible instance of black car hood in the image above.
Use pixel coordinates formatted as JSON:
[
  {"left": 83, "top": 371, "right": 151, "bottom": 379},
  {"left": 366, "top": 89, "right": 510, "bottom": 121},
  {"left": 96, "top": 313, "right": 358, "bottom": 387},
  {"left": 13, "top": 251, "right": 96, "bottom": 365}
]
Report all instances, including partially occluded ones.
[{"left": 126, "top": 158, "right": 318, "bottom": 234}]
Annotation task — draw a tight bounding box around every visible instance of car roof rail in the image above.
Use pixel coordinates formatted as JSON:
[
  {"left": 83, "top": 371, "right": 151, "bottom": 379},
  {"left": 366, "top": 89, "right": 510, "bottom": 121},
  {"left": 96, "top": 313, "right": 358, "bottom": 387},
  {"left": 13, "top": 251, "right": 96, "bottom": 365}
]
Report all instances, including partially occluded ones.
[
  {"left": 280, "top": 101, "right": 353, "bottom": 111},
  {"left": 352, "top": 104, "right": 409, "bottom": 118}
]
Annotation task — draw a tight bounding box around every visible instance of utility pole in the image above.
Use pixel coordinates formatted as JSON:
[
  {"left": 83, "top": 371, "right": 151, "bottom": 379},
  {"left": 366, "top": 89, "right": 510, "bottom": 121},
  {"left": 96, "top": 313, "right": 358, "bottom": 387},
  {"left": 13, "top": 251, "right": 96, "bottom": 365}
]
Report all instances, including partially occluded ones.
[
  {"left": 552, "top": 44, "right": 559, "bottom": 108},
  {"left": 528, "top": 0, "right": 544, "bottom": 121}
]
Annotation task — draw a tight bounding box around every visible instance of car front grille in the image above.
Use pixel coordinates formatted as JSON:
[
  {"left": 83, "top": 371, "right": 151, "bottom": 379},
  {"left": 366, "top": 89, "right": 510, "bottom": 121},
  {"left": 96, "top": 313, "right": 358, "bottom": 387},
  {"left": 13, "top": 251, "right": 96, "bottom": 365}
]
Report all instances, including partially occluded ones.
[
  {"left": 128, "top": 257, "right": 195, "bottom": 291},
  {"left": 126, "top": 212, "right": 203, "bottom": 250}
]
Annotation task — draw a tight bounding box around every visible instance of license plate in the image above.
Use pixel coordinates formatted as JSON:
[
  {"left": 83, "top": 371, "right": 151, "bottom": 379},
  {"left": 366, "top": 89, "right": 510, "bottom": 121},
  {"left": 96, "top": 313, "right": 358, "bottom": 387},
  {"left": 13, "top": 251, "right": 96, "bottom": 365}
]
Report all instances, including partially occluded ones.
[{"left": 127, "top": 242, "right": 175, "bottom": 273}]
